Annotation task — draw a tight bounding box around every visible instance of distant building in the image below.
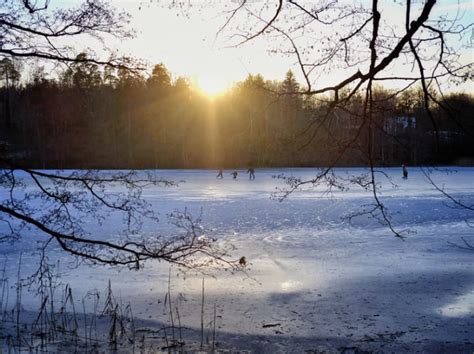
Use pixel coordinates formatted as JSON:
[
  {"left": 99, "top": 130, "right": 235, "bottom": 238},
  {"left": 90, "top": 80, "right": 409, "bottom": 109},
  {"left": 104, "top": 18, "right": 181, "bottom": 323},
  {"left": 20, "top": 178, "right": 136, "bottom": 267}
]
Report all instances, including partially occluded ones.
[{"left": 384, "top": 116, "right": 416, "bottom": 134}]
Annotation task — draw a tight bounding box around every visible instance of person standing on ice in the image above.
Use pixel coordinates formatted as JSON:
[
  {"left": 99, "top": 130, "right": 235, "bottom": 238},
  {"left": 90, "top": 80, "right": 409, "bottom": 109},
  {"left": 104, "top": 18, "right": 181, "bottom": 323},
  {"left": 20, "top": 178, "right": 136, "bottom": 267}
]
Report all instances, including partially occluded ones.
[
  {"left": 216, "top": 169, "right": 224, "bottom": 179},
  {"left": 231, "top": 171, "right": 238, "bottom": 179},
  {"left": 247, "top": 167, "right": 255, "bottom": 180},
  {"left": 402, "top": 164, "right": 408, "bottom": 179}
]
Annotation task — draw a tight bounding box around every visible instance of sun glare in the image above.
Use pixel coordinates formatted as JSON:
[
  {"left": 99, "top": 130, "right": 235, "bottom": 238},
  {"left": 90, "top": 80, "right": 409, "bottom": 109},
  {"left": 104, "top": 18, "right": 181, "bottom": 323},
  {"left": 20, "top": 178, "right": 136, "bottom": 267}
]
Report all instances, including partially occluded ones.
[{"left": 197, "top": 77, "right": 228, "bottom": 98}]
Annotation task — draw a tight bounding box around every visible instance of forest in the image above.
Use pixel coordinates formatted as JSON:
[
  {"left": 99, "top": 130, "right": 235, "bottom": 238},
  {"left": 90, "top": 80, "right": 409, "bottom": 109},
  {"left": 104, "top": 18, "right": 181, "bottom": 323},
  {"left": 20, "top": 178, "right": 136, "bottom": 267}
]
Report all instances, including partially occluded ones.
[{"left": 1, "top": 57, "right": 473, "bottom": 169}]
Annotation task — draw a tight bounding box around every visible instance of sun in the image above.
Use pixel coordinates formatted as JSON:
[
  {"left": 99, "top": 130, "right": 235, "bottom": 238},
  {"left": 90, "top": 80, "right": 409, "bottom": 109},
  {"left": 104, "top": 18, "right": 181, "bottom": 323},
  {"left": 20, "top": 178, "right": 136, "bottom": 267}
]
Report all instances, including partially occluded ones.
[{"left": 196, "top": 77, "right": 228, "bottom": 98}]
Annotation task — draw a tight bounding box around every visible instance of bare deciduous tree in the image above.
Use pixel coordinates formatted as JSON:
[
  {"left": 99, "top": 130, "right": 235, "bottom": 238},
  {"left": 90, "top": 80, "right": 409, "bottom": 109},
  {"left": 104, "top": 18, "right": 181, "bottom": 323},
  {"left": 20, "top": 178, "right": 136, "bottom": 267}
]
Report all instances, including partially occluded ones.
[
  {"left": 1, "top": 0, "right": 134, "bottom": 68},
  {"left": 208, "top": 0, "right": 473, "bottom": 237}
]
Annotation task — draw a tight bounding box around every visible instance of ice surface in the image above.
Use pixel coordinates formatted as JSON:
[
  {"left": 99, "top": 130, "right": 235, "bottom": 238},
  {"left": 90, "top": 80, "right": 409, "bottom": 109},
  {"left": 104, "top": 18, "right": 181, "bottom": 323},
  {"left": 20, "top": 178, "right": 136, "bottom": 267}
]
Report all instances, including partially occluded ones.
[{"left": 0, "top": 167, "right": 473, "bottom": 351}]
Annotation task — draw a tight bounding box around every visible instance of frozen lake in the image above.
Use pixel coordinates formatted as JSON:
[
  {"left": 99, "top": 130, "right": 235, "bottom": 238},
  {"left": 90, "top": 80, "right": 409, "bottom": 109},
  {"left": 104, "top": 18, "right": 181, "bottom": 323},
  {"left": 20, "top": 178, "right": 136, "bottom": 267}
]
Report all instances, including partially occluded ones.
[{"left": 1, "top": 167, "right": 473, "bottom": 352}]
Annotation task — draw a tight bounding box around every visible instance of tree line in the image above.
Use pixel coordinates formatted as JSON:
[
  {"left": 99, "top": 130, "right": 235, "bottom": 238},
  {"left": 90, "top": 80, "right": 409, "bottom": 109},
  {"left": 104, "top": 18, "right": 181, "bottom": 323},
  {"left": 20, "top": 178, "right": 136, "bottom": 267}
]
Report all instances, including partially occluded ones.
[{"left": 1, "top": 58, "right": 473, "bottom": 169}]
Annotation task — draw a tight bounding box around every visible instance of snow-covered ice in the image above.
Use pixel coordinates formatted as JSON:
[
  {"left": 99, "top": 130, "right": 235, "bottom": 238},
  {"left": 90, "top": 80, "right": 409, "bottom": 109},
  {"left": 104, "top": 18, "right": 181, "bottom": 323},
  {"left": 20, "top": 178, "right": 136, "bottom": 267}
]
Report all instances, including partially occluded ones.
[{"left": 1, "top": 167, "right": 473, "bottom": 352}]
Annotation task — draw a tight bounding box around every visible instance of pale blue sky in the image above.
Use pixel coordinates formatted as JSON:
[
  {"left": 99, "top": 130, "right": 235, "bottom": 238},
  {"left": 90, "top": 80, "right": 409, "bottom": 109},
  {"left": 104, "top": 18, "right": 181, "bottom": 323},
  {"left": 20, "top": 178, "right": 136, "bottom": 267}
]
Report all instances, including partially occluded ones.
[{"left": 53, "top": 0, "right": 473, "bottom": 93}]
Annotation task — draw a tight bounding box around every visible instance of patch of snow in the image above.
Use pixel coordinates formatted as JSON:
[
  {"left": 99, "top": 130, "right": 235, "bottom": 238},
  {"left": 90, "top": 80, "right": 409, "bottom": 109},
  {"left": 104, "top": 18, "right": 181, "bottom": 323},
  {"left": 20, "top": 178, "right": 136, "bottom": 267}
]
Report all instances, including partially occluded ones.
[{"left": 1, "top": 167, "right": 473, "bottom": 351}]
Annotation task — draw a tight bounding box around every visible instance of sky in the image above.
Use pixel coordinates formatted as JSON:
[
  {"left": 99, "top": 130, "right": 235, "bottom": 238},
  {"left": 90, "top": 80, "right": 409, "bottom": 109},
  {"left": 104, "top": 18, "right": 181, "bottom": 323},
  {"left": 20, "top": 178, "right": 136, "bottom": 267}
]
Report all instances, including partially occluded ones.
[
  {"left": 115, "top": 1, "right": 294, "bottom": 93},
  {"left": 55, "top": 0, "right": 473, "bottom": 94}
]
